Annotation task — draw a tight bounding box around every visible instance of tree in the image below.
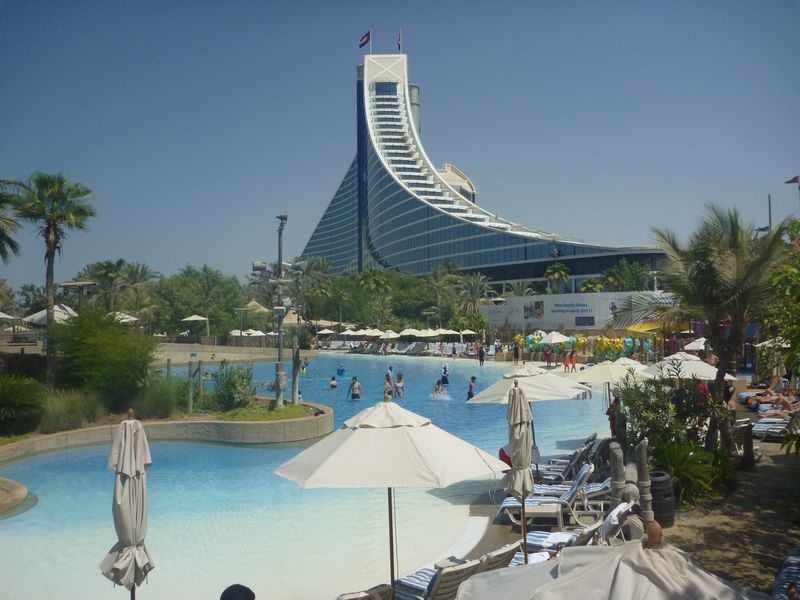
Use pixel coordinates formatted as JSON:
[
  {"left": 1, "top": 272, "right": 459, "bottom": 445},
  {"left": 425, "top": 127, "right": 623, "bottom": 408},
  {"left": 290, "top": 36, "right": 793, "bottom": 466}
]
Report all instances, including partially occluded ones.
[
  {"left": 507, "top": 280, "right": 533, "bottom": 297},
  {"left": 766, "top": 218, "right": 800, "bottom": 372},
  {"left": 119, "top": 261, "right": 160, "bottom": 313},
  {"left": 0, "top": 180, "right": 21, "bottom": 263},
  {"left": 16, "top": 284, "right": 48, "bottom": 314},
  {"left": 14, "top": 172, "right": 96, "bottom": 387},
  {"left": 0, "top": 278, "right": 15, "bottom": 313},
  {"left": 456, "top": 272, "right": 490, "bottom": 314},
  {"left": 580, "top": 278, "right": 604, "bottom": 293},
  {"left": 77, "top": 259, "right": 126, "bottom": 312},
  {"left": 612, "top": 205, "right": 788, "bottom": 453},
  {"left": 602, "top": 258, "right": 652, "bottom": 291},
  {"left": 544, "top": 262, "right": 570, "bottom": 294}
]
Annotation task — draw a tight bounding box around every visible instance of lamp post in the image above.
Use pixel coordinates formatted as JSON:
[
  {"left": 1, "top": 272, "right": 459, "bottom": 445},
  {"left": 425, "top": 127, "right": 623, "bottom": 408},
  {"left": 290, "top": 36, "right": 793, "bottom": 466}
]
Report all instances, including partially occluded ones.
[{"left": 275, "top": 213, "right": 288, "bottom": 408}]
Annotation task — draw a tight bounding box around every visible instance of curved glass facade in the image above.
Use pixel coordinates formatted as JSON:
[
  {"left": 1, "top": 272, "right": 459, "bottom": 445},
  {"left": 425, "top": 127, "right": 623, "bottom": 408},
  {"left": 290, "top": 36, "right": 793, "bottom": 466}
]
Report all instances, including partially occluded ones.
[{"left": 302, "top": 54, "right": 665, "bottom": 282}]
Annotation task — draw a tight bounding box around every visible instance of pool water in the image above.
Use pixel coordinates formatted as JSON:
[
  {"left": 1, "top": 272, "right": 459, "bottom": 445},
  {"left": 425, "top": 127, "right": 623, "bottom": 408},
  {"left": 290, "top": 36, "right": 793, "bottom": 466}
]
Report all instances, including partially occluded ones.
[{"left": 0, "top": 354, "right": 610, "bottom": 599}]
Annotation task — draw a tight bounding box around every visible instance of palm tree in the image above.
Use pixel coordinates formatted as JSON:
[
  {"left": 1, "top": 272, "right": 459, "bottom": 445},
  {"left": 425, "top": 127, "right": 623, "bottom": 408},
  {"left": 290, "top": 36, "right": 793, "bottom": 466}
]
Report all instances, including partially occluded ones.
[
  {"left": 612, "top": 205, "right": 788, "bottom": 453},
  {"left": 580, "top": 278, "right": 604, "bottom": 293},
  {"left": 456, "top": 272, "right": 490, "bottom": 314},
  {"left": 507, "top": 280, "right": 533, "bottom": 297},
  {"left": 79, "top": 259, "right": 126, "bottom": 311},
  {"left": 120, "top": 261, "right": 160, "bottom": 314},
  {"left": 0, "top": 180, "right": 21, "bottom": 263},
  {"left": 544, "top": 262, "right": 570, "bottom": 294},
  {"left": 15, "top": 172, "right": 95, "bottom": 387}
]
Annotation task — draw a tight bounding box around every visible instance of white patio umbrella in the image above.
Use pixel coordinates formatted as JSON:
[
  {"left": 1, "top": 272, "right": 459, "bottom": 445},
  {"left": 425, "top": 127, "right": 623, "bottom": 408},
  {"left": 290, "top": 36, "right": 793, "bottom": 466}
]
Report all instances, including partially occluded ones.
[
  {"left": 0, "top": 310, "right": 15, "bottom": 320},
  {"left": 435, "top": 328, "right": 459, "bottom": 336},
  {"left": 381, "top": 329, "right": 400, "bottom": 339},
  {"left": 362, "top": 328, "right": 384, "bottom": 337},
  {"left": 614, "top": 357, "right": 644, "bottom": 368},
  {"left": 246, "top": 329, "right": 266, "bottom": 337},
  {"left": 754, "top": 337, "right": 790, "bottom": 348},
  {"left": 456, "top": 541, "right": 766, "bottom": 600},
  {"left": 468, "top": 374, "right": 590, "bottom": 404},
  {"left": 229, "top": 329, "right": 246, "bottom": 336},
  {"left": 274, "top": 401, "right": 508, "bottom": 585},
  {"left": 664, "top": 351, "right": 702, "bottom": 361},
  {"left": 683, "top": 337, "right": 708, "bottom": 352},
  {"left": 399, "top": 327, "right": 419, "bottom": 336},
  {"left": 415, "top": 328, "right": 438, "bottom": 338},
  {"left": 109, "top": 312, "right": 139, "bottom": 324},
  {"left": 643, "top": 358, "right": 737, "bottom": 381},
  {"left": 181, "top": 314, "right": 209, "bottom": 336},
  {"left": 460, "top": 329, "right": 477, "bottom": 335},
  {"left": 23, "top": 303, "right": 78, "bottom": 325},
  {"left": 539, "top": 331, "right": 571, "bottom": 345},
  {"left": 503, "top": 363, "right": 549, "bottom": 378},
  {"left": 317, "top": 328, "right": 336, "bottom": 335},
  {"left": 100, "top": 416, "right": 154, "bottom": 598},
  {"left": 564, "top": 361, "right": 650, "bottom": 402}
]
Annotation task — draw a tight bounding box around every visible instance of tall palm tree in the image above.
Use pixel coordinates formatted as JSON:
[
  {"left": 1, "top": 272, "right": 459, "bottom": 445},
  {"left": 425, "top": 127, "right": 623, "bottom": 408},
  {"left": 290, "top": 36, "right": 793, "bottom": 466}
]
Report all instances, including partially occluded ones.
[
  {"left": 15, "top": 172, "right": 95, "bottom": 387},
  {"left": 544, "top": 262, "right": 570, "bottom": 294},
  {"left": 507, "top": 280, "right": 533, "bottom": 297},
  {"left": 456, "top": 272, "right": 490, "bottom": 314},
  {"left": 120, "top": 261, "right": 160, "bottom": 314},
  {"left": 613, "top": 206, "right": 788, "bottom": 452},
  {"left": 580, "top": 278, "right": 604, "bottom": 293},
  {"left": 79, "top": 258, "right": 126, "bottom": 311},
  {"left": 0, "top": 180, "right": 21, "bottom": 263}
]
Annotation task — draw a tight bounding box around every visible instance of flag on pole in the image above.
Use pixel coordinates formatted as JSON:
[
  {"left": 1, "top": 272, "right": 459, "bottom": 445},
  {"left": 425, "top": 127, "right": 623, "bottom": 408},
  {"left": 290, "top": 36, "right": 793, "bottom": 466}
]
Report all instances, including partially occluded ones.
[
  {"left": 785, "top": 176, "right": 800, "bottom": 184},
  {"left": 397, "top": 29, "right": 402, "bottom": 52},
  {"left": 359, "top": 30, "right": 371, "bottom": 48}
]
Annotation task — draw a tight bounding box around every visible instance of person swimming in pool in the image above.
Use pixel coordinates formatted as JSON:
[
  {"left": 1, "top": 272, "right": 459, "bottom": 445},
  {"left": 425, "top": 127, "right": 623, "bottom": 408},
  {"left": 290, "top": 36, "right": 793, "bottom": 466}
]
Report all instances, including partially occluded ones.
[{"left": 347, "top": 376, "right": 361, "bottom": 400}]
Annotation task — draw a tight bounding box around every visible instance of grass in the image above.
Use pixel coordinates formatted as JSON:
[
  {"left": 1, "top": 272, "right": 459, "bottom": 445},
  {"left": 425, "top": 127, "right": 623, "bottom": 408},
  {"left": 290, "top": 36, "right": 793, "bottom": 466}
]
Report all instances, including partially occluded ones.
[
  {"left": 0, "top": 433, "right": 34, "bottom": 446},
  {"left": 216, "top": 404, "right": 311, "bottom": 421}
]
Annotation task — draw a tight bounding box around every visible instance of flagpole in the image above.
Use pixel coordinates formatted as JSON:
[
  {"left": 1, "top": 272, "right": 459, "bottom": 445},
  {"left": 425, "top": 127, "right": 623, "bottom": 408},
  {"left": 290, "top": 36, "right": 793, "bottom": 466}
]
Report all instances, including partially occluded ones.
[{"left": 370, "top": 29, "right": 373, "bottom": 55}]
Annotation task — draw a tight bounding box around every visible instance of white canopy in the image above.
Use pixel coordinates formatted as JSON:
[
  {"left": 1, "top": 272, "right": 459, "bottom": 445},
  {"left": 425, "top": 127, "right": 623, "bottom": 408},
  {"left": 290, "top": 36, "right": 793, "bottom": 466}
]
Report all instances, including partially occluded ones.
[
  {"left": 614, "top": 357, "right": 644, "bottom": 368},
  {"left": 181, "top": 314, "right": 208, "bottom": 322},
  {"left": 684, "top": 338, "right": 708, "bottom": 351},
  {"left": 399, "top": 328, "right": 419, "bottom": 336},
  {"left": 415, "top": 328, "right": 438, "bottom": 338},
  {"left": 23, "top": 303, "right": 78, "bottom": 325},
  {"left": 381, "top": 330, "right": 400, "bottom": 339},
  {"left": 317, "top": 328, "right": 336, "bottom": 335},
  {"left": 435, "top": 328, "right": 459, "bottom": 336},
  {"left": 456, "top": 541, "right": 767, "bottom": 600},
  {"left": 468, "top": 374, "right": 590, "bottom": 404},
  {"left": 245, "top": 329, "right": 266, "bottom": 337},
  {"left": 460, "top": 329, "right": 477, "bottom": 335},
  {"left": 540, "top": 331, "right": 571, "bottom": 345},
  {"left": 229, "top": 329, "right": 246, "bottom": 336},
  {"left": 0, "top": 311, "right": 15, "bottom": 320},
  {"left": 362, "top": 328, "right": 384, "bottom": 337}
]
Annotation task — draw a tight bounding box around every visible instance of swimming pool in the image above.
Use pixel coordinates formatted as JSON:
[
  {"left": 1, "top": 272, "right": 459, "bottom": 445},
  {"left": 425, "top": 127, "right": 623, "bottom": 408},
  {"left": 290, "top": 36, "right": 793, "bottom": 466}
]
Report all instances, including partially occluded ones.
[{"left": 0, "top": 354, "right": 610, "bottom": 599}]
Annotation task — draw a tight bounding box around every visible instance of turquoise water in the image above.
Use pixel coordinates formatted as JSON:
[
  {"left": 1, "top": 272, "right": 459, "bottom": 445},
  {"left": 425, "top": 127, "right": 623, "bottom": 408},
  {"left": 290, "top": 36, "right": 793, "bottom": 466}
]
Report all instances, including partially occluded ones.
[{"left": 0, "top": 354, "right": 610, "bottom": 599}]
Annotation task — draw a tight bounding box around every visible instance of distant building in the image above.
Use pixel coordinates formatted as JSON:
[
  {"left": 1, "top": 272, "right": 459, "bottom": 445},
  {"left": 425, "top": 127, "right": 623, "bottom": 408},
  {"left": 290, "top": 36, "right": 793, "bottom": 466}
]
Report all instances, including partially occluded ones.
[{"left": 302, "top": 54, "right": 665, "bottom": 289}]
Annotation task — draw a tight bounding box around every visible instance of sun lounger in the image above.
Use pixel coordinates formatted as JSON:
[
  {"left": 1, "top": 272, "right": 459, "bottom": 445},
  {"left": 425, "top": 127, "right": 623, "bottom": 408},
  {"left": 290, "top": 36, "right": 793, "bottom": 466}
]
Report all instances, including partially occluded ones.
[
  {"left": 499, "top": 464, "right": 596, "bottom": 529},
  {"left": 772, "top": 548, "right": 800, "bottom": 600},
  {"left": 394, "top": 557, "right": 482, "bottom": 600},
  {"left": 336, "top": 583, "right": 394, "bottom": 600},
  {"left": 753, "top": 411, "right": 800, "bottom": 440},
  {"left": 536, "top": 443, "right": 593, "bottom": 483}
]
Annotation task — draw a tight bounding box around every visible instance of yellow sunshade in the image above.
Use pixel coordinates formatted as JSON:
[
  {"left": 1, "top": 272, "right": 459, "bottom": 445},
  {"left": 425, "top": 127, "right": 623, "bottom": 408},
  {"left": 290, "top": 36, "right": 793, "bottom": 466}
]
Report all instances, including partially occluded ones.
[{"left": 626, "top": 322, "right": 663, "bottom": 333}]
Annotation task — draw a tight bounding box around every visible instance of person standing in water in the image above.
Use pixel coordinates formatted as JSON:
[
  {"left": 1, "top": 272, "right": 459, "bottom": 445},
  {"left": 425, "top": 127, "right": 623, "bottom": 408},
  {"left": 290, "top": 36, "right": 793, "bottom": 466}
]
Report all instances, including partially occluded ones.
[
  {"left": 467, "top": 376, "right": 477, "bottom": 400},
  {"left": 478, "top": 344, "right": 485, "bottom": 366},
  {"left": 441, "top": 363, "right": 450, "bottom": 385},
  {"left": 347, "top": 376, "right": 361, "bottom": 400},
  {"left": 393, "top": 373, "right": 405, "bottom": 397}
]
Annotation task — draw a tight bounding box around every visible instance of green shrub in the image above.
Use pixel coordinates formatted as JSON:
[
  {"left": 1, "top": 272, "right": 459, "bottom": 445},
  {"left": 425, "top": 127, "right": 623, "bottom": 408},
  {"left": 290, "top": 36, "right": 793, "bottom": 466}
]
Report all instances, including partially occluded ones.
[
  {"left": 0, "top": 375, "right": 46, "bottom": 435},
  {"left": 213, "top": 361, "right": 256, "bottom": 412},
  {"left": 39, "top": 390, "right": 104, "bottom": 434},
  {"left": 133, "top": 371, "right": 185, "bottom": 419},
  {"left": 652, "top": 440, "right": 715, "bottom": 504},
  {"left": 50, "top": 309, "right": 157, "bottom": 411}
]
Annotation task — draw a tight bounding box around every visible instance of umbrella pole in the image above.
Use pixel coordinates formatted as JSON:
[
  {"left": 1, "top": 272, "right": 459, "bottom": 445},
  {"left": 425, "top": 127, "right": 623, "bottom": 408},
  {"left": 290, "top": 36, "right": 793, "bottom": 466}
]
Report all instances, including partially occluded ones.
[
  {"left": 388, "top": 487, "right": 396, "bottom": 586},
  {"left": 131, "top": 586, "right": 135, "bottom": 600},
  {"left": 521, "top": 503, "right": 529, "bottom": 564}
]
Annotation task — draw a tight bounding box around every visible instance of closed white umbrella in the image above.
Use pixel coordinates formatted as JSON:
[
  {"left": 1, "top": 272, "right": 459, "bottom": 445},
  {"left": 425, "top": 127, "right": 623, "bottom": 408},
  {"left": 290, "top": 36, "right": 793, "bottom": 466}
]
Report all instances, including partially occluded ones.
[
  {"left": 503, "top": 380, "right": 534, "bottom": 564},
  {"left": 275, "top": 401, "right": 507, "bottom": 585},
  {"left": 100, "top": 416, "right": 154, "bottom": 598}
]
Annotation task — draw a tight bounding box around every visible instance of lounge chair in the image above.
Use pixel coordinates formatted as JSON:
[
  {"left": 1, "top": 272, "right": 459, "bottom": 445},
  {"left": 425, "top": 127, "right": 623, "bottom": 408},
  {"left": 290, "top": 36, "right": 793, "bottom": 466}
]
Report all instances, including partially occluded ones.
[
  {"left": 753, "top": 411, "right": 800, "bottom": 440},
  {"left": 536, "top": 443, "right": 592, "bottom": 483},
  {"left": 393, "top": 557, "right": 482, "bottom": 600},
  {"left": 336, "top": 583, "right": 394, "bottom": 600},
  {"left": 498, "top": 464, "right": 596, "bottom": 529}
]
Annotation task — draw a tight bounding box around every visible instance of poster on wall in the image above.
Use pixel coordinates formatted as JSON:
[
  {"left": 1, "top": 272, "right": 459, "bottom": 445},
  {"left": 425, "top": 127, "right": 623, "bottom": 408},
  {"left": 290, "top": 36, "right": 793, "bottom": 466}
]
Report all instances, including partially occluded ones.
[{"left": 482, "top": 292, "right": 667, "bottom": 332}]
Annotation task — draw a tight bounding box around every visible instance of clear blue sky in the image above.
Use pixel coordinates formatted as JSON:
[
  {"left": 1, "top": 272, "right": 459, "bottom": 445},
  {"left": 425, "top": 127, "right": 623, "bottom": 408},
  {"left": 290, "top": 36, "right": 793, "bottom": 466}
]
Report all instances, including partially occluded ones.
[{"left": 1, "top": 0, "right": 799, "bottom": 291}]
